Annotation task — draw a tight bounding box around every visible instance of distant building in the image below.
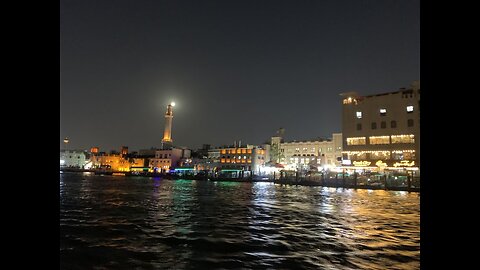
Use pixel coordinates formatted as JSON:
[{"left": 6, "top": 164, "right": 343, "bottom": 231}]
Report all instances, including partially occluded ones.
[
  {"left": 218, "top": 144, "right": 266, "bottom": 173},
  {"left": 149, "top": 147, "right": 191, "bottom": 172},
  {"left": 91, "top": 154, "right": 131, "bottom": 171},
  {"left": 276, "top": 133, "right": 343, "bottom": 171},
  {"left": 340, "top": 81, "right": 420, "bottom": 173},
  {"left": 121, "top": 146, "right": 128, "bottom": 157},
  {"left": 60, "top": 150, "right": 86, "bottom": 168}
]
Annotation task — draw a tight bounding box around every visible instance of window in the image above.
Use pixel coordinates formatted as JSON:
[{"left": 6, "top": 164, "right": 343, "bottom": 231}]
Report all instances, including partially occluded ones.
[
  {"left": 348, "top": 152, "right": 367, "bottom": 160},
  {"left": 381, "top": 121, "right": 386, "bottom": 129},
  {"left": 346, "top": 137, "right": 366, "bottom": 145},
  {"left": 407, "top": 106, "right": 414, "bottom": 113},
  {"left": 391, "top": 120, "right": 397, "bottom": 128},
  {"left": 356, "top": 111, "right": 362, "bottom": 119},
  {"left": 371, "top": 151, "right": 390, "bottom": 159},
  {"left": 371, "top": 122, "right": 377, "bottom": 129},
  {"left": 356, "top": 123, "right": 362, "bottom": 130},
  {"left": 369, "top": 136, "right": 390, "bottom": 145},
  {"left": 392, "top": 150, "right": 416, "bottom": 160},
  {"left": 391, "top": 134, "right": 415, "bottom": 144},
  {"left": 408, "top": 119, "right": 414, "bottom": 127},
  {"left": 380, "top": 108, "right": 387, "bottom": 116}
]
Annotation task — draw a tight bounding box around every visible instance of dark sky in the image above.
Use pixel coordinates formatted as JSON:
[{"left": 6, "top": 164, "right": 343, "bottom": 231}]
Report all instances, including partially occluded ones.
[{"left": 60, "top": 0, "right": 420, "bottom": 152}]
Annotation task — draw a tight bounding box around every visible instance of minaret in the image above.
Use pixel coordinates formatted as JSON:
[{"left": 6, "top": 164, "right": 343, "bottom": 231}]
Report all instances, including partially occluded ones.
[{"left": 161, "top": 102, "right": 175, "bottom": 149}]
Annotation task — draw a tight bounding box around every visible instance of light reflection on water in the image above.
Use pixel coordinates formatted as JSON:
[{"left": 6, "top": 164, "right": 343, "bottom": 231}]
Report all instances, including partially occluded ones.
[{"left": 60, "top": 173, "right": 420, "bottom": 269}]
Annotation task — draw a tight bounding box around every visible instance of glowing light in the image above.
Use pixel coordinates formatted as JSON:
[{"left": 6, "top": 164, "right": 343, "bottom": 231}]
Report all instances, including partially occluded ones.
[
  {"left": 353, "top": 161, "right": 371, "bottom": 167},
  {"left": 375, "top": 160, "right": 387, "bottom": 167},
  {"left": 393, "top": 160, "right": 415, "bottom": 167},
  {"left": 171, "top": 102, "right": 175, "bottom": 106},
  {"left": 60, "top": 160, "right": 65, "bottom": 165}
]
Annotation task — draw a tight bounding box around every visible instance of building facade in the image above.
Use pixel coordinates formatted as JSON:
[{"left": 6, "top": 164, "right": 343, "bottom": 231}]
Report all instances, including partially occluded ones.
[
  {"left": 341, "top": 81, "right": 420, "bottom": 173},
  {"left": 276, "top": 133, "right": 343, "bottom": 171},
  {"left": 149, "top": 147, "right": 191, "bottom": 172},
  {"left": 218, "top": 145, "right": 266, "bottom": 173},
  {"left": 60, "top": 150, "right": 86, "bottom": 168}
]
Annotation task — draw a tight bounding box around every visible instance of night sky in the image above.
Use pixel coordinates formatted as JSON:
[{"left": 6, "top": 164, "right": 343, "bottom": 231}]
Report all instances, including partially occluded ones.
[{"left": 60, "top": 0, "right": 420, "bottom": 152}]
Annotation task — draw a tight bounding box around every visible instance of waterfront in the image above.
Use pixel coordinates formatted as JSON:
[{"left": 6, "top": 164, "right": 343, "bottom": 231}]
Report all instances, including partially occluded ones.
[{"left": 60, "top": 172, "right": 420, "bottom": 269}]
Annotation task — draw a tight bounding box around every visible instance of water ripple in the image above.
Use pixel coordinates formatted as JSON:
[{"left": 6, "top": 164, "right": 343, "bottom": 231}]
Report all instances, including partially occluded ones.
[{"left": 60, "top": 173, "right": 420, "bottom": 269}]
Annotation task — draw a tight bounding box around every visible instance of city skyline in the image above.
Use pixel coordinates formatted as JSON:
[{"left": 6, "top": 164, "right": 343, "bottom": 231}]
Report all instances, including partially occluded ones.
[{"left": 60, "top": 0, "right": 420, "bottom": 151}]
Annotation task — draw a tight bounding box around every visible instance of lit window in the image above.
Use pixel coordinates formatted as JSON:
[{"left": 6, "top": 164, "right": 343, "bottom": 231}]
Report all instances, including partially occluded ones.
[
  {"left": 391, "top": 134, "right": 415, "bottom": 144},
  {"left": 369, "top": 136, "right": 390, "bottom": 145},
  {"left": 380, "top": 108, "right": 387, "bottom": 116},
  {"left": 407, "top": 106, "right": 414, "bottom": 113},
  {"left": 356, "top": 111, "right": 362, "bottom": 119},
  {"left": 346, "top": 137, "right": 366, "bottom": 145}
]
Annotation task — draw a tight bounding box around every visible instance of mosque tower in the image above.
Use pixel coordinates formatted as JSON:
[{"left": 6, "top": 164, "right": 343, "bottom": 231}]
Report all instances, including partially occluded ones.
[{"left": 161, "top": 102, "right": 175, "bottom": 149}]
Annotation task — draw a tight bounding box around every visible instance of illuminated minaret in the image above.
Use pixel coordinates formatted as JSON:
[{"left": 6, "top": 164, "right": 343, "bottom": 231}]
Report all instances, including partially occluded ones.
[{"left": 161, "top": 102, "right": 175, "bottom": 149}]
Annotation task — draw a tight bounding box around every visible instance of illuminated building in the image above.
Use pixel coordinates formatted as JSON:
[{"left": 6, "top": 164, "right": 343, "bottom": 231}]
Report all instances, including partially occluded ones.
[
  {"left": 90, "top": 147, "right": 99, "bottom": 154},
  {"left": 272, "top": 132, "right": 343, "bottom": 171},
  {"left": 90, "top": 154, "right": 131, "bottom": 171},
  {"left": 60, "top": 150, "right": 86, "bottom": 168},
  {"left": 121, "top": 146, "right": 128, "bottom": 157},
  {"left": 340, "top": 81, "right": 420, "bottom": 173},
  {"left": 161, "top": 102, "right": 175, "bottom": 149},
  {"left": 149, "top": 147, "right": 191, "bottom": 173},
  {"left": 217, "top": 144, "right": 266, "bottom": 173}
]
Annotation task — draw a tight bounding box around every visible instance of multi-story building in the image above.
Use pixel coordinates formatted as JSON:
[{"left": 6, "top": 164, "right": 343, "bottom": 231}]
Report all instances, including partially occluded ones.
[
  {"left": 340, "top": 81, "right": 420, "bottom": 173},
  {"left": 60, "top": 150, "right": 86, "bottom": 168},
  {"left": 90, "top": 154, "right": 131, "bottom": 171},
  {"left": 275, "top": 133, "right": 343, "bottom": 171},
  {"left": 149, "top": 147, "right": 191, "bottom": 172},
  {"left": 218, "top": 144, "right": 266, "bottom": 173}
]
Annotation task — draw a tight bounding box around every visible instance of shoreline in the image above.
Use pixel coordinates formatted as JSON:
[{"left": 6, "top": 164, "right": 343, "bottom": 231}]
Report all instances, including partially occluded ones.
[{"left": 60, "top": 170, "right": 420, "bottom": 192}]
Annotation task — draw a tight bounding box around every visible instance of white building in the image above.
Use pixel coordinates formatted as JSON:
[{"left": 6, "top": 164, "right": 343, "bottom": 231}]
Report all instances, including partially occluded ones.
[
  {"left": 60, "top": 150, "right": 87, "bottom": 168},
  {"left": 149, "top": 147, "right": 191, "bottom": 172},
  {"left": 272, "top": 133, "right": 343, "bottom": 171}
]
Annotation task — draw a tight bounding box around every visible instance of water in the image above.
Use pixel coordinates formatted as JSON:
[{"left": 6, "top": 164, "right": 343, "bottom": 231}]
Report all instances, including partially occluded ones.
[{"left": 60, "top": 172, "right": 420, "bottom": 269}]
